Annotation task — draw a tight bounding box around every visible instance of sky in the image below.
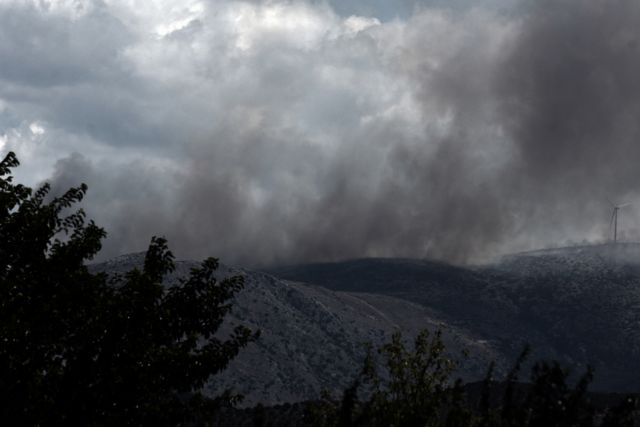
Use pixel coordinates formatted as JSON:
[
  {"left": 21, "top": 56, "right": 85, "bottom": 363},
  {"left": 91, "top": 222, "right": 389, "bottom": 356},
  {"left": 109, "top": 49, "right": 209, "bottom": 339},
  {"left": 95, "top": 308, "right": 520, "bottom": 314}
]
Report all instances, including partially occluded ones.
[{"left": 2, "top": 0, "right": 640, "bottom": 267}]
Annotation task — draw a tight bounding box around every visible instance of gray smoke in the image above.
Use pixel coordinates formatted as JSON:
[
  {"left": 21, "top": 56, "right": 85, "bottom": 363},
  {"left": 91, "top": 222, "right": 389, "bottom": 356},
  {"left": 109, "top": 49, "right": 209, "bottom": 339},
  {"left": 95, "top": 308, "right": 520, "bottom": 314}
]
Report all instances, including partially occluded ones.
[{"left": 40, "top": 0, "right": 640, "bottom": 267}]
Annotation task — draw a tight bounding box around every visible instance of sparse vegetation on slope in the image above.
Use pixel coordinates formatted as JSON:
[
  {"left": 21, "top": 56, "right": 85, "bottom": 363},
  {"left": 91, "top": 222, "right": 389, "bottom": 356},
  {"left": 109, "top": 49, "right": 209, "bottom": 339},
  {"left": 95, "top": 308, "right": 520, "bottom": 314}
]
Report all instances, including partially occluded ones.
[{"left": 272, "top": 251, "right": 640, "bottom": 393}]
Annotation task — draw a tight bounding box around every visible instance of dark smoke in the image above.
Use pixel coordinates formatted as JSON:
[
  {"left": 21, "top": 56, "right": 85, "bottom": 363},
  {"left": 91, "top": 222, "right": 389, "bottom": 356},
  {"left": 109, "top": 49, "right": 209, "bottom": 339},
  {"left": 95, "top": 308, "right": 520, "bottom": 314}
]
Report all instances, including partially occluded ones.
[
  {"left": 47, "top": 0, "right": 640, "bottom": 267},
  {"left": 496, "top": 0, "right": 640, "bottom": 249}
]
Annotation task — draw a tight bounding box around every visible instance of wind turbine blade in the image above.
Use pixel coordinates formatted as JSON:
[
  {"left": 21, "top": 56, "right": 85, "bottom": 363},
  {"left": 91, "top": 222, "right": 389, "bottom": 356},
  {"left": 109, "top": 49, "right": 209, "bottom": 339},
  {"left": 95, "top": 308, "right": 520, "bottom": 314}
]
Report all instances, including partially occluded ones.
[
  {"left": 617, "top": 202, "right": 632, "bottom": 208},
  {"left": 606, "top": 197, "right": 616, "bottom": 207},
  {"left": 610, "top": 209, "right": 616, "bottom": 229}
]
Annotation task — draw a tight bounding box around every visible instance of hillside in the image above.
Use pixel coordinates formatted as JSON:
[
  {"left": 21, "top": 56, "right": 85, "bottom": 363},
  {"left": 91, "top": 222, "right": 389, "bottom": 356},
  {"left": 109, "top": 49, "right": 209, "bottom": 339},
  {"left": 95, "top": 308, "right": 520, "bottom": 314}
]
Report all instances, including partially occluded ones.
[
  {"left": 270, "top": 243, "right": 640, "bottom": 393},
  {"left": 91, "top": 243, "right": 640, "bottom": 405},
  {"left": 91, "top": 254, "right": 499, "bottom": 406}
]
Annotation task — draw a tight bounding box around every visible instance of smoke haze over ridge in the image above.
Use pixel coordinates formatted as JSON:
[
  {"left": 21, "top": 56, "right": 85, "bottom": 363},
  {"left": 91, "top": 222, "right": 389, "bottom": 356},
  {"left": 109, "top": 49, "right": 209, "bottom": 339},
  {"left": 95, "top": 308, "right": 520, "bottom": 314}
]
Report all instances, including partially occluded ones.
[{"left": 2, "top": 0, "right": 640, "bottom": 266}]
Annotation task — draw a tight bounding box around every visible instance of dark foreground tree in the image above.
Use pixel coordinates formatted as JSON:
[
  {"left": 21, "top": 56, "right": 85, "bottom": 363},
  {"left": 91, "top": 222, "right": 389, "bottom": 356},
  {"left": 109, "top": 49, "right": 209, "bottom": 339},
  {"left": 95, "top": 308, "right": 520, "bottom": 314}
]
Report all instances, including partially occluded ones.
[
  {"left": 0, "top": 152, "right": 258, "bottom": 425},
  {"left": 307, "top": 329, "right": 472, "bottom": 426},
  {"left": 307, "top": 330, "right": 639, "bottom": 427}
]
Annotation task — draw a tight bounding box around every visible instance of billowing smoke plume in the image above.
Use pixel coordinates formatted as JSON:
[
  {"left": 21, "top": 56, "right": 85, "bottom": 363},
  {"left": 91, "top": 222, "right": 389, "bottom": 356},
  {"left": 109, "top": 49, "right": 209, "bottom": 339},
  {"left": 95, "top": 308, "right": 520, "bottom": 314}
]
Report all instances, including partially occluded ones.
[{"left": 5, "top": 0, "right": 640, "bottom": 266}]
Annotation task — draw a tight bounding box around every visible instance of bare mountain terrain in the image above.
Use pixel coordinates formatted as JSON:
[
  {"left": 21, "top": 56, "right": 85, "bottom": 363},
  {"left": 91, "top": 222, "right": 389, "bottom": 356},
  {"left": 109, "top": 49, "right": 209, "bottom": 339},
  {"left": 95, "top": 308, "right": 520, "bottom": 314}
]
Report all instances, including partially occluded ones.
[
  {"left": 93, "top": 243, "right": 640, "bottom": 405},
  {"left": 271, "top": 243, "right": 640, "bottom": 394},
  {"left": 91, "top": 254, "right": 499, "bottom": 406}
]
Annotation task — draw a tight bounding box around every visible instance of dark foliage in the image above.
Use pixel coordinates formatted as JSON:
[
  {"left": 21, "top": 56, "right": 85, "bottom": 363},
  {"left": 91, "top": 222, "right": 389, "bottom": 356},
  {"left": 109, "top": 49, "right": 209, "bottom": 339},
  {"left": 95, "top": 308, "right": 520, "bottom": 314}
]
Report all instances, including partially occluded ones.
[
  {"left": 307, "top": 330, "right": 639, "bottom": 427},
  {"left": 0, "top": 152, "right": 257, "bottom": 425},
  {"left": 306, "top": 329, "right": 471, "bottom": 427}
]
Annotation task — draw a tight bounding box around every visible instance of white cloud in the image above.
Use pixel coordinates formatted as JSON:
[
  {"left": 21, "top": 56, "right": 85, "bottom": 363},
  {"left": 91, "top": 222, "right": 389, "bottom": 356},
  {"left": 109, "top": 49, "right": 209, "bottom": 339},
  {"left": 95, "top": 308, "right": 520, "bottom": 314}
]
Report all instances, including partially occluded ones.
[
  {"left": 29, "top": 122, "right": 45, "bottom": 135},
  {"left": 342, "top": 15, "right": 380, "bottom": 34},
  {"left": 229, "top": 2, "right": 333, "bottom": 51}
]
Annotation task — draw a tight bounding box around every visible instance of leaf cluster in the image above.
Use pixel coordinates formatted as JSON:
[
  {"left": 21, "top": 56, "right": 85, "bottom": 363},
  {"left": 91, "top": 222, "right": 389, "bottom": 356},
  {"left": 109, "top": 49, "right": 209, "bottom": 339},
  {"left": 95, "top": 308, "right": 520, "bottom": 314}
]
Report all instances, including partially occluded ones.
[
  {"left": 308, "top": 331, "right": 639, "bottom": 427},
  {"left": 0, "top": 152, "right": 257, "bottom": 425},
  {"left": 308, "top": 329, "right": 468, "bottom": 427}
]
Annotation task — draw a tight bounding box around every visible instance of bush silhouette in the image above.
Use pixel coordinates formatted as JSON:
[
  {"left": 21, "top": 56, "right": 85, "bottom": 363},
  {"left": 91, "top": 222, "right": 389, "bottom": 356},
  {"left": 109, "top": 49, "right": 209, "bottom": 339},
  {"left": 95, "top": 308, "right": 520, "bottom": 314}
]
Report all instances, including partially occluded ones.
[{"left": 307, "top": 331, "right": 639, "bottom": 427}]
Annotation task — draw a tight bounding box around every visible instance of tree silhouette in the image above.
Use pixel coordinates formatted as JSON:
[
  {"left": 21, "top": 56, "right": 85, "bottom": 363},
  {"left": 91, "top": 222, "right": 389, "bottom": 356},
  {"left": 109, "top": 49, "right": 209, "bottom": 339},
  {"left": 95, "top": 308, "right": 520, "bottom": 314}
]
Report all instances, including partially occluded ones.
[
  {"left": 307, "top": 331, "right": 638, "bottom": 427},
  {"left": 0, "top": 151, "right": 257, "bottom": 425}
]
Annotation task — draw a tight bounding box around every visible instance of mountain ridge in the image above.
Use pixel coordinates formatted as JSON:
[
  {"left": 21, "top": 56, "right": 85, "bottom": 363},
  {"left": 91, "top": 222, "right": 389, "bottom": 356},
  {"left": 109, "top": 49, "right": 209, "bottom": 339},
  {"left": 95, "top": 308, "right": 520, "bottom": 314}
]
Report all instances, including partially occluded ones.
[
  {"left": 91, "top": 243, "right": 640, "bottom": 404},
  {"left": 269, "top": 243, "right": 640, "bottom": 393}
]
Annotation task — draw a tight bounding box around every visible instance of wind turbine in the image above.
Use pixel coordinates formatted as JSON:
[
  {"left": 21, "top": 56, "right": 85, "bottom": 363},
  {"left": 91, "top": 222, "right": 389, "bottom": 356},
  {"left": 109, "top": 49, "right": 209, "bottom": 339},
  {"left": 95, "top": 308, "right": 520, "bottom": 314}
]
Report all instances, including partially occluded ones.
[{"left": 608, "top": 199, "right": 631, "bottom": 243}]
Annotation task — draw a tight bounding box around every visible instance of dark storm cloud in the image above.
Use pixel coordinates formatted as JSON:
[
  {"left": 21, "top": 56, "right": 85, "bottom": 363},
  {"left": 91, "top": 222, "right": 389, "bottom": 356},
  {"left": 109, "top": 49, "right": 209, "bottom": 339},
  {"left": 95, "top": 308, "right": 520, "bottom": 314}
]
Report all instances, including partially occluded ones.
[
  {"left": 385, "top": 0, "right": 640, "bottom": 260},
  {"left": 8, "top": 0, "right": 640, "bottom": 266},
  {"left": 500, "top": 1, "right": 640, "bottom": 190},
  {"left": 495, "top": 0, "right": 640, "bottom": 246}
]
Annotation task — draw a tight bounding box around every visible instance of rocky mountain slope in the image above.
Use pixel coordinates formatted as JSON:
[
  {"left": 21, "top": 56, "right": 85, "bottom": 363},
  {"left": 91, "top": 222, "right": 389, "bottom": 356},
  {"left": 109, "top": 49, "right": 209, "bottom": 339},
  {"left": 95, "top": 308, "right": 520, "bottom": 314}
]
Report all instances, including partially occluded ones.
[
  {"left": 91, "top": 254, "right": 498, "bottom": 407},
  {"left": 271, "top": 243, "right": 640, "bottom": 394},
  {"left": 93, "top": 243, "right": 640, "bottom": 405}
]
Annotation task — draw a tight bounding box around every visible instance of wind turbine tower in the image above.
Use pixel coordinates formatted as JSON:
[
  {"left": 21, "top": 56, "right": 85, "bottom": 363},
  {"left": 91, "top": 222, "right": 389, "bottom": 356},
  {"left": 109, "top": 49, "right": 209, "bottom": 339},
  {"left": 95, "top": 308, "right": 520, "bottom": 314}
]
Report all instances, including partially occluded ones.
[{"left": 609, "top": 201, "right": 631, "bottom": 243}]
